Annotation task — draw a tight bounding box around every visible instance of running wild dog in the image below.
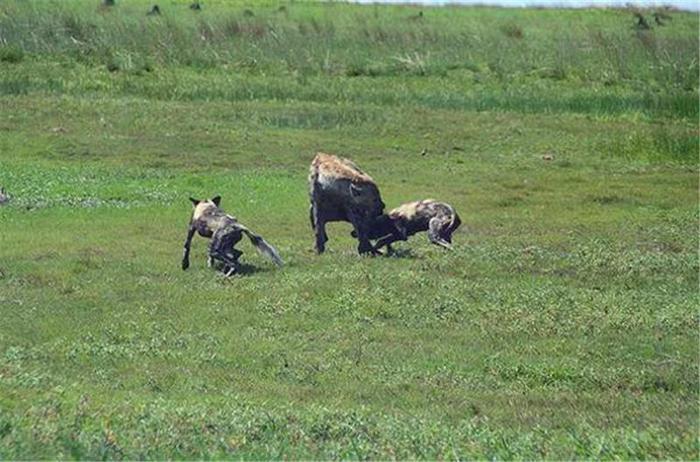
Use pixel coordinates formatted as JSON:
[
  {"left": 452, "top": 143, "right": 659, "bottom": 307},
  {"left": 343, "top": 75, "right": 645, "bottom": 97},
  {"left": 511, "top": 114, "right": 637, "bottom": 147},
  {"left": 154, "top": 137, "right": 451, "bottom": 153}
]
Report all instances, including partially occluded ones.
[
  {"left": 355, "top": 199, "right": 461, "bottom": 254},
  {"left": 308, "top": 152, "right": 385, "bottom": 255},
  {"left": 182, "top": 196, "right": 282, "bottom": 276}
]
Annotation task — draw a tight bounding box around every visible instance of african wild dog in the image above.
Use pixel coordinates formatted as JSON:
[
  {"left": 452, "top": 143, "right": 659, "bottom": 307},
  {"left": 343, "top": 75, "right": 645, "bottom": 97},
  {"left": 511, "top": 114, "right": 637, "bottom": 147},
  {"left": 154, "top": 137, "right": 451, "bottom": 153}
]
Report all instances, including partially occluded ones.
[
  {"left": 182, "top": 196, "right": 282, "bottom": 276},
  {"left": 355, "top": 199, "right": 461, "bottom": 254},
  {"left": 308, "top": 152, "right": 385, "bottom": 255},
  {"left": 0, "top": 187, "right": 9, "bottom": 206}
]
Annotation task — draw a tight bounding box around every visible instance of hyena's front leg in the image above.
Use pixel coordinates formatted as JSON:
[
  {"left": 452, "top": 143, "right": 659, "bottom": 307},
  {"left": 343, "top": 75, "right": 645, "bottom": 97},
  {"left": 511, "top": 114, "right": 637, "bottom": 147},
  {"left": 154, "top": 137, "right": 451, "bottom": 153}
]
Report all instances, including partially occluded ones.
[
  {"left": 348, "top": 210, "right": 377, "bottom": 256},
  {"left": 182, "top": 225, "right": 196, "bottom": 270}
]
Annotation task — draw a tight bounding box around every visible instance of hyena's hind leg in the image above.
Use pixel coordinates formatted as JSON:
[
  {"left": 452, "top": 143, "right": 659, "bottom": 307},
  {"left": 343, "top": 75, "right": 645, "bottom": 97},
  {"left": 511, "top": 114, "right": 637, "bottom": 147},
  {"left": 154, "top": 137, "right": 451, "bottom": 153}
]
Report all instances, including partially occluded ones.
[{"left": 428, "top": 217, "right": 452, "bottom": 249}]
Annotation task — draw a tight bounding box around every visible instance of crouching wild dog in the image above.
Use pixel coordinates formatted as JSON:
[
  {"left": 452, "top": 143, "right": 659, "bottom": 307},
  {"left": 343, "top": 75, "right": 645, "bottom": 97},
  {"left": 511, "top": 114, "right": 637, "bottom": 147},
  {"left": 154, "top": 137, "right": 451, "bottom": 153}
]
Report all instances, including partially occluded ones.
[
  {"left": 309, "top": 152, "right": 385, "bottom": 255},
  {"left": 355, "top": 199, "right": 461, "bottom": 254},
  {"left": 182, "top": 196, "right": 282, "bottom": 276}
]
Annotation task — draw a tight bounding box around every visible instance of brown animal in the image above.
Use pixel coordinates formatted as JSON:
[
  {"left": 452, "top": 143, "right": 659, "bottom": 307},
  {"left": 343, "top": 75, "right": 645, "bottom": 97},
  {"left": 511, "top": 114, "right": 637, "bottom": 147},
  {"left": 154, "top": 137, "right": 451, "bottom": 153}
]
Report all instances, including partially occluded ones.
[
  {"left": 355, "top": 199, "right": 461, "bottom": 254},
  {"left": 308, "top": 152, "right": 385, "bottom": 255},
  {"left": 182, "top": 195, "right": 282, "bottom": 276}
]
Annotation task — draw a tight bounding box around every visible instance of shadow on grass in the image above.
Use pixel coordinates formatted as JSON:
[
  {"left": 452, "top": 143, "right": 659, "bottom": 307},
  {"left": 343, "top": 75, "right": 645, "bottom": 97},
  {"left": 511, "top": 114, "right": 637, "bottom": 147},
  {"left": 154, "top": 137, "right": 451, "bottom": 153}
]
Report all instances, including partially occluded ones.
[
  {"left": 212, "top": 261, "right": 275, "bottom": 279},
  {"left": 383, "top": 248, "right": 420, "bottom": 259}
]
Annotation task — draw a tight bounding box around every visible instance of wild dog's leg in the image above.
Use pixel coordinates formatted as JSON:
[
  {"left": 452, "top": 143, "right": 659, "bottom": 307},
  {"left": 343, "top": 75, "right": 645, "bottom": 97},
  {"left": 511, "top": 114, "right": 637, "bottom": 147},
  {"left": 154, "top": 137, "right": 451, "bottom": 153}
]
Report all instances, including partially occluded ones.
[
  {"left": 443, "top": 213, "right": 461, "bottom": 244},
  {"left": 312, "top": 202, "right": 328, "bottom": 254},
  {"left": 182, "top": 224, "right": 196, "bottom": 270},
  {"left": 208, "top": 232, "right": 222, "bottom": 268},
  {"left": 373, "top": 223, "right": 406, "bottom": 254},
  {"left": 220, "top": 247, "right": 243, "bottom": 276},
  {"left": 373, "top": 234, "right": 399, "bottom": 252},
  {"left": 428, "top": 218, "right": 452, "bottom": 249},
  {"left": 209, "top": 229, "right": 240, "bottom": 272}
]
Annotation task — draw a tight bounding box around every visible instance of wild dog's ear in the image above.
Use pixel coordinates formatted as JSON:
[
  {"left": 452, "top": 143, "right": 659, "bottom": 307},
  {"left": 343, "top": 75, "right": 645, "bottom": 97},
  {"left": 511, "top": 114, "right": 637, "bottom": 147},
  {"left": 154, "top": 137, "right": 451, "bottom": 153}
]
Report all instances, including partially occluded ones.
[
  {"left": 349, "top": 183, "right": 362, "bottom": 197},
  {"left": 189, "top": 197, "right": 200, "bottom": 206},
  {"left": 0, "top": 187, "right": 4, "bottom": 194},
  {"left": 211, "top": 195, "right": 221, "bottom": 207}
]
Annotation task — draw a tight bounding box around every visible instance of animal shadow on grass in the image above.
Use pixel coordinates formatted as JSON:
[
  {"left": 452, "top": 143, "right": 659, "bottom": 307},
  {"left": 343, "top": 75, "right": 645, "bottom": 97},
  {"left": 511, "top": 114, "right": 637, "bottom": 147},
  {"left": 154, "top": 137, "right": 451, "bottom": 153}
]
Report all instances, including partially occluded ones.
[
  {"left": 216, "top": 261, "right": 271, "bottom": 278},
  {"left": 384, "top": 248, "right": 420, "bottom": 259}
]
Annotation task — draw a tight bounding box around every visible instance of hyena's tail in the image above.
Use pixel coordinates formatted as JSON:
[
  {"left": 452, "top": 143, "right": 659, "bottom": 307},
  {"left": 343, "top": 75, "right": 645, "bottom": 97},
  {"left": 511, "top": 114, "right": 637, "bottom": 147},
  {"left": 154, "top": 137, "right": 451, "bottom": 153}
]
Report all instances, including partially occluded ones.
[
  {"left": 241, "top": 227, "right": 283, "bottom": 267},
  {"left": 308, "top": 162, "right": 319, "bottom": 230}
]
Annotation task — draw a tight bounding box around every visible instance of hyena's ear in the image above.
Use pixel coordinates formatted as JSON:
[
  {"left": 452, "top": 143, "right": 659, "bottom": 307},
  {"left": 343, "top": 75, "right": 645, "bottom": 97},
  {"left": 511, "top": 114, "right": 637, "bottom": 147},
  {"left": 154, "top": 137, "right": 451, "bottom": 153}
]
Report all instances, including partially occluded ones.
[
  {"left": 189, "top": 197, "right": 200, "bottom": 206},
  {"left": 211, "top": 195, "right": 221, "bottom": 207}
]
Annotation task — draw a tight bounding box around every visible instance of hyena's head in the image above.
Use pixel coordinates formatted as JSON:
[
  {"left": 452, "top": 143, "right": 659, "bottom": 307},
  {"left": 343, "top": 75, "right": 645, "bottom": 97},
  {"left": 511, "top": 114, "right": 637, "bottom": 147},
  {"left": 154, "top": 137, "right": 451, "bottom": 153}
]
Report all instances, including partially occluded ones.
[
  {"left": 351, "top": 214, "right": 396, "bottom": 239},
  {"left": 0, "top": 187, "right": 8, "bottom": 205},
  {"left": 349, "top": 182, "right": 385, "bottom": 218},
  {"left": 189, "top": 195, "right": 221, "bottom": 220}
]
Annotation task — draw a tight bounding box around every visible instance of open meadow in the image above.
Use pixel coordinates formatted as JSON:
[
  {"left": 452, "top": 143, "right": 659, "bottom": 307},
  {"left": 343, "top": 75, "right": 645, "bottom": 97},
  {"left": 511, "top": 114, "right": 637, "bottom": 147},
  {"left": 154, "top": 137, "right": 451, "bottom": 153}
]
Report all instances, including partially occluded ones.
[{"left": 0, "top": 0, "right": 698, "bottom": 458}]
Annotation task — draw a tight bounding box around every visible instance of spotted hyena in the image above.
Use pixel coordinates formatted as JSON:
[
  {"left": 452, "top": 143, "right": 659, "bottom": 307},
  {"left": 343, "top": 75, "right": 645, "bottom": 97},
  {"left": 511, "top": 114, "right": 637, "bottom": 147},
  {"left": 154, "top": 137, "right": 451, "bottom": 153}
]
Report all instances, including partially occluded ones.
[
  {"left": 182, "top": 195, "right": 282, "bottom": 276},
  {"left": 308, "top": 152, "right": 385, "bottom": 255}
]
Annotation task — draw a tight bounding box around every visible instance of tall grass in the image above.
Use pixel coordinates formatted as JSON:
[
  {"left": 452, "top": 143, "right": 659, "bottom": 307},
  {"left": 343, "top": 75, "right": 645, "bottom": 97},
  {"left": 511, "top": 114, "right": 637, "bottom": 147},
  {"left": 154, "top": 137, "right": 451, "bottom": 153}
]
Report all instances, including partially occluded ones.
[{"left": 1, "top": 1, "right": 697, "bottom": 90}]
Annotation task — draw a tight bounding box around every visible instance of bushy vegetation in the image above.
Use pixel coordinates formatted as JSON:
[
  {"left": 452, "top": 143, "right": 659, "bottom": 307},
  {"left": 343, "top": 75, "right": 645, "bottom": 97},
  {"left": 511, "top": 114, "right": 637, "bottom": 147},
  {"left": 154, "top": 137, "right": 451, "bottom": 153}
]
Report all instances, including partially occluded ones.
[
  {"left": 0, "top": 0, "right": 697, "bottom": 119},
  {"left": 0, "top": 0, "right": 697, "bottom": 459}
]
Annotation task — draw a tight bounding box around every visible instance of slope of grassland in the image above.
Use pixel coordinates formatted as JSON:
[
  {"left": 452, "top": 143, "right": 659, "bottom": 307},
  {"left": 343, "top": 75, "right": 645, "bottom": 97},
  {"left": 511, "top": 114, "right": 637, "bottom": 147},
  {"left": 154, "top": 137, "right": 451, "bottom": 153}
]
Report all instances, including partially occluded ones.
[{"left": 0, "top": 1, "right": 697, "bottom": 459}]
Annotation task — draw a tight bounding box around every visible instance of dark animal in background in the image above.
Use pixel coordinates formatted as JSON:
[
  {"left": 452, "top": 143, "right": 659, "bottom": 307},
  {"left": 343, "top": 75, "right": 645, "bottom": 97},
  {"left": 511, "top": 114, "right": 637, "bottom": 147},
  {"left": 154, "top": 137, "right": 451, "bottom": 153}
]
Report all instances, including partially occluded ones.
[
  {"left": 653, "top": 11, "right": 671, "bottom": 26},
  {"left": 0, "top": 187, "right": 9, "bottom": 206},
  {"left": 189, "top": 2, "right": 202, "bottom": 11},
  {"left": 408, "top": 10, "right": 424, "bottom": 21},
  {"left": 147, "top": 5, "right": 161, "bottom": 16},
  {"left": 103, "top": 0, "right": 115, "bottom": 6},
  {"left": 633, "top": 12, "right": 651, "bottom": 30},
  {"left": 355, "top": 199, "right": 461, "bottom": 254},
  {"left": 182, "top": 196, "right": 282, "bottom": 276},
  {"left": 243, "top": 9, "right": 255, "bottom": 17},
  {"left": 308, "top": 152, "right": 385, "bottom": 255}
]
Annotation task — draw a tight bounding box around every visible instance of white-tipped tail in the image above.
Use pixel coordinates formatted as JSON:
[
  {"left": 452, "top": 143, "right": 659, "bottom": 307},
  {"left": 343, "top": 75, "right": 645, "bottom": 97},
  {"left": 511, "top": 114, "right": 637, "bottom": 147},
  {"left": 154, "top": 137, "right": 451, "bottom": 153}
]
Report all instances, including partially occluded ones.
[{"left": 242, "top": 228, "right": 283, "bottom": 267}]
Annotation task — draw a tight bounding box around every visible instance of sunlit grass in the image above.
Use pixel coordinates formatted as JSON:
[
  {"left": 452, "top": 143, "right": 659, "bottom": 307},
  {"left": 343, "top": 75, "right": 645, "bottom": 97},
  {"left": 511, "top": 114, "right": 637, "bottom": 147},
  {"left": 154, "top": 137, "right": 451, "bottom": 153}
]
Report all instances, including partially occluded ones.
[{"left": 0, "top": 1, "right": 697, "bottom": 459}]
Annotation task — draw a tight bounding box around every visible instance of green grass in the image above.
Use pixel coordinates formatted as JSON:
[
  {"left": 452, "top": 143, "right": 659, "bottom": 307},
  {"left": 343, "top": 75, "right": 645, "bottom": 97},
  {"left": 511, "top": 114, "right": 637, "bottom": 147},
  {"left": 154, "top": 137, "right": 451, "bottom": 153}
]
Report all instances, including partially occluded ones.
[{"left": 0, "top": 0, "right": 698, "bottom": 459}]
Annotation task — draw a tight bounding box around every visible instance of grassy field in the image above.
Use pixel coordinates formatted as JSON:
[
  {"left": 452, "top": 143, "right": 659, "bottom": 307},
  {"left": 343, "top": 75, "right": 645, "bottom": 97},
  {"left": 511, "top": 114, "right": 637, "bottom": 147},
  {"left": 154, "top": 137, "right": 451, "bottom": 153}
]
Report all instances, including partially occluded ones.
[{"left": 0, "top": 0, "right": 698, "bottom": 459}]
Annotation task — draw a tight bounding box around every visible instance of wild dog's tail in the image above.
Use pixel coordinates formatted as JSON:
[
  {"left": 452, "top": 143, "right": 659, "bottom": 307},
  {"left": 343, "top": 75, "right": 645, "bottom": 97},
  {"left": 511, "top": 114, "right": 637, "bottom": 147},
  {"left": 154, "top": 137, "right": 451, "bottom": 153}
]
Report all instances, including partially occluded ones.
[{"left": 240, "top": 227, "right": 283, "bottom": 267}]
